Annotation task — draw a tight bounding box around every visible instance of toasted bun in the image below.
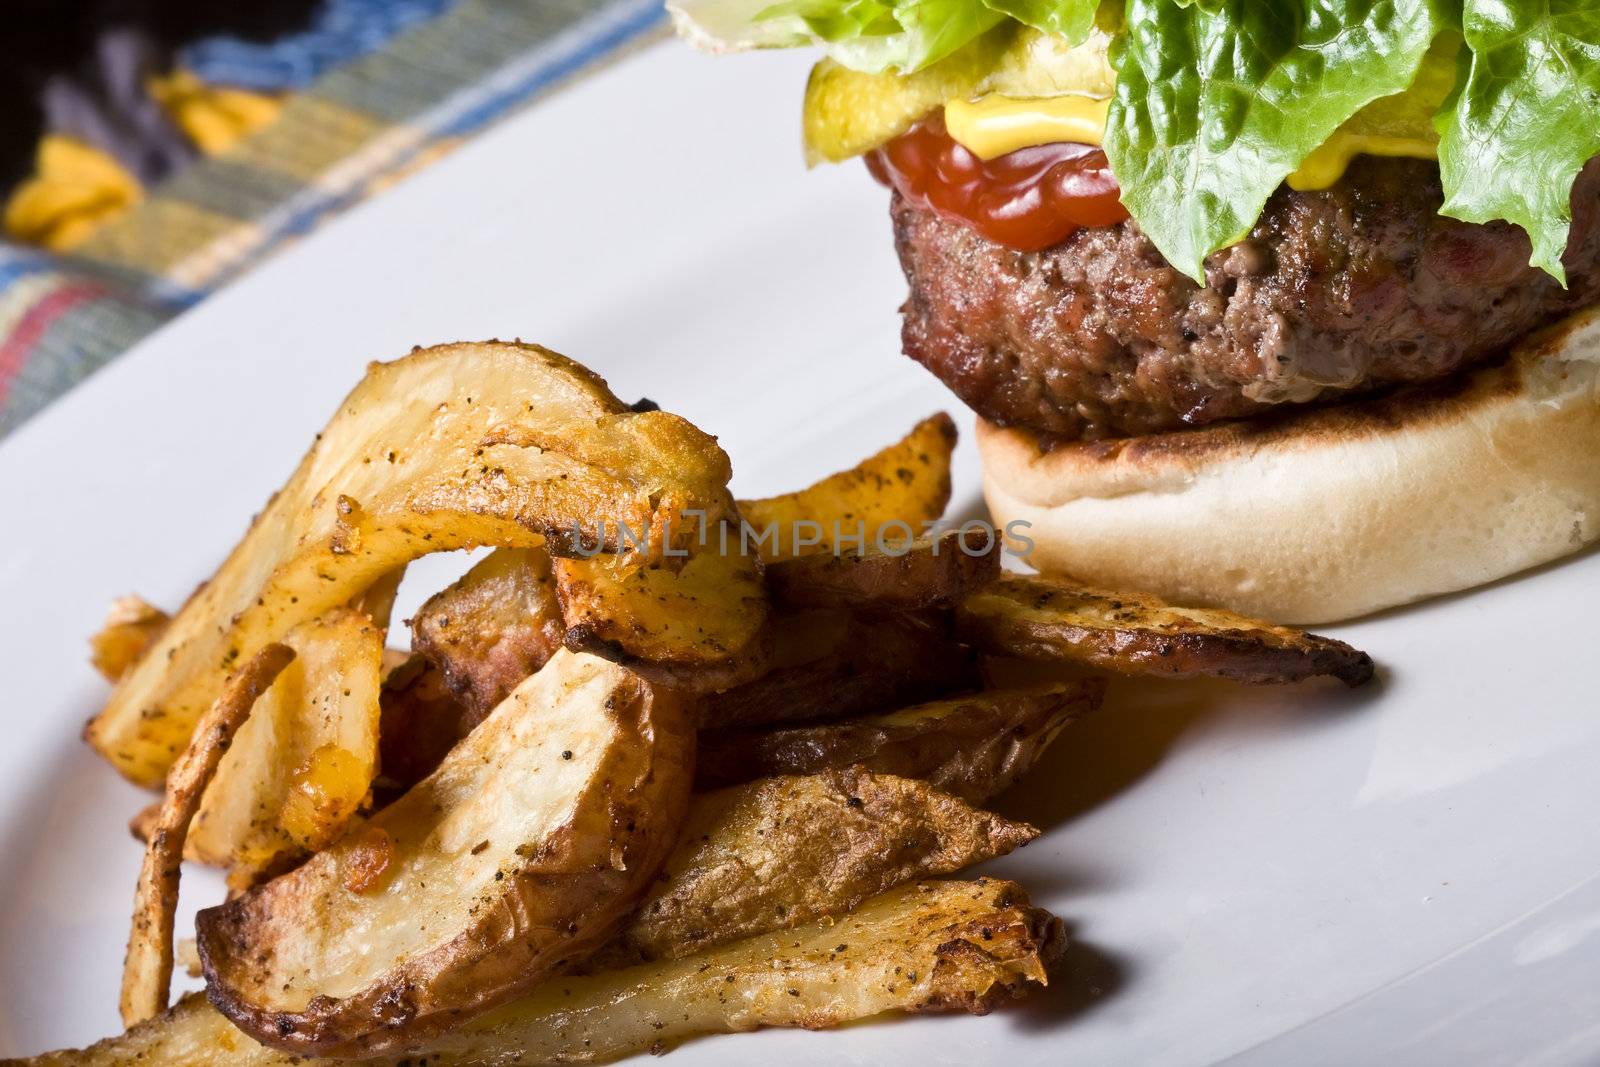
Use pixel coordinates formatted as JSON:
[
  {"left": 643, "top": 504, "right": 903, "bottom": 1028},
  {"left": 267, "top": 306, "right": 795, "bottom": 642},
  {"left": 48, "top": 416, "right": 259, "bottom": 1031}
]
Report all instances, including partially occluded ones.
[{"left": 979, "top": 307, "right": 1600, "bottom": 624}]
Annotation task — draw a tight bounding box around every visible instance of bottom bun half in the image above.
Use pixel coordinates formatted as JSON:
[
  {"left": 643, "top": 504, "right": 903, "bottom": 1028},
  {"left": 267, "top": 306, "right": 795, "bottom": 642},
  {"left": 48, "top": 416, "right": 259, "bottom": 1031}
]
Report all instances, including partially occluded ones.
[{"left": 979, "top": 306, "right": 1600, "bottom": 624}]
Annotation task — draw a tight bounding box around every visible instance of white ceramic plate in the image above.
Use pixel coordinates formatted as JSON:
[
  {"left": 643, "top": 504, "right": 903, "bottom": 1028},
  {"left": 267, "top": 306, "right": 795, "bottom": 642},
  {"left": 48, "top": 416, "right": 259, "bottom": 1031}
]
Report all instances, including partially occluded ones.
[{"left": 2, "top": 38, "right": 1598, "bottom": 1066}]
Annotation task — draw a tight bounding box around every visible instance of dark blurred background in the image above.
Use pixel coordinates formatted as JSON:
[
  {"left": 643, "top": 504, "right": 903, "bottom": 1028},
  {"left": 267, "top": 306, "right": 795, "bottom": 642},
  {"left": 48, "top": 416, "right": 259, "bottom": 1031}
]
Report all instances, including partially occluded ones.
[
  {"left": 0, "top": 0, "right": 657, "bottom": 441},
  {"left": 1, "top": 0, "right": 321, "bottom": 190}
]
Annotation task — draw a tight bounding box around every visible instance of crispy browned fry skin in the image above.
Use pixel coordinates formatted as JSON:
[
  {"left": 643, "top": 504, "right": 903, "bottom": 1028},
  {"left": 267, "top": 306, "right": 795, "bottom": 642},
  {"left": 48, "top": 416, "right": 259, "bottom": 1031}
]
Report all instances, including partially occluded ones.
[
  {"left": 697, "top": 679, "right": 1106, "bottom": 802},
  {"left": 765, "top": 528, "right": 1002, "bottom": 612},
  {"left": 385, "top": 607, "right": 970, "bottom": 793},
  {"left": 373, "top": 655, "right": 474, "bottom": 795},
  {"left": 739, "top": 412, "right": 958, "bottom": 563},
  {"left": 196, "top": 651, "right": 695, "bottom": 1058},
  {"left": 95, "top": 772, "right": 1041, "bottom": 1059},
  {"left": 14, "top": 879, "right": 1061, "bottom": 1067},
  {"left": 958, "top": 575, "right": 1375, "bottom": 686},
  {"left": 90, "top": 596, "right": 170, "bottom": 683},
  {"left": 410, "top": 548, "right": 565, "bottom": 724},
  {"left": 87, "top": 341, "right": 737, "bottom": 789},
  {"left": 602, "top": 768, "right": 1037, "bottom": 966},
  {"left": 121, "top": 645, "right": 294, "bottom": 1029},
  {"left": 699, "top": 610, "right": 978, "bottom": 731},
  {"left": 556, "top": 537, "right": 774, "bottom": 693},
  {"left": 127, "top": 801, "right": 159, "bottom": 844}
]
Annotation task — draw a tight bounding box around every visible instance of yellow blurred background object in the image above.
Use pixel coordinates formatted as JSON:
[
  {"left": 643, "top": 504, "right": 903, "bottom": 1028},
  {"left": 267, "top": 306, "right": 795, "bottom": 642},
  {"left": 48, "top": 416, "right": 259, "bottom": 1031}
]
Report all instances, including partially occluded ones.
[
  {"left": 3, "top": 73, "right": 280, "bottom": 252},
  {"left": 146, "top": 69, "right": 283, "bottom": 155},
  {"left": 3, "top": 137, "right": 143, "bottom": 252}
]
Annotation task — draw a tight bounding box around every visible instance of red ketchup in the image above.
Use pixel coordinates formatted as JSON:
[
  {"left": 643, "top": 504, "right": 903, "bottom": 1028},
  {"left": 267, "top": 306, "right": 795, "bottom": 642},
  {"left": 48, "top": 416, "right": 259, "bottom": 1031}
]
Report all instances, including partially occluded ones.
[{"left": 866, "top": 111, "right": 1128, "bottom": 251}]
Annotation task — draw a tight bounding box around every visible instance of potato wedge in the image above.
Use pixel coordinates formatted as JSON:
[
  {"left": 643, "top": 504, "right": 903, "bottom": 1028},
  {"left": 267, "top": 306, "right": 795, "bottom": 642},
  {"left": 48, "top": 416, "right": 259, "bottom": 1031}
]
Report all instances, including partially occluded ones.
[
  {"left": 26, "top": 880, "right": 1058, "bottom": 1066},
  {"left": 186, "top": 608, "right": 384, "bottom": 881},
  {"left": 89, "top": 596, "right": 169, "bottom": 683},
  {"left": 121, "top": 645, "right": 293, "bottom": 1028},
  {"left": 351, "top": 566, "right": 405, "bottom": 634},
  {"left": 127, "top": 801, "right": 159, "bottom": 844},
  {"left": 87, "top": 342, "right": 734, "bottom": 788},
  {"left": 958, "top": 575, "right": 1375, "bottom": 686},
  {"left": 607, "top": 769, "right": 1037, "bottom": 964},
  {"left": 410, "top": 547, "right": 565, "bottom": 723},
  {"left": 195, "top": 649, "right": 695, "bottom": 1057},
  {"left": 373, "top": 654, "right": 473, "bottom": 795},
  {"left": 697, "top": 679, "right": 1106, "bottom": 802},
  {"left": 739, "top": 412, "right": 957, "bottom": 563},
  {"left": 700, "top": 609, "right": 977, "bottom": 730},
  {"left": 555, "top": 538, "right": 772, "bottom": 691},
  {"left": 766, "top": 527, "right": 1001, "bottom": 612},
  {"left": 391, "top": 878, "right": 1061, "bottom": 1063}
]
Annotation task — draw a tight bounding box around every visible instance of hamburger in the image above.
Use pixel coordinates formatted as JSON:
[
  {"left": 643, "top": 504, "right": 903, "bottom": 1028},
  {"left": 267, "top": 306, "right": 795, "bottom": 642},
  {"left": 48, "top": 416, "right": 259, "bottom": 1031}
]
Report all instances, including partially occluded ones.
[{"left": 670, "top": 0, "right": 1600, "bottom": 622}]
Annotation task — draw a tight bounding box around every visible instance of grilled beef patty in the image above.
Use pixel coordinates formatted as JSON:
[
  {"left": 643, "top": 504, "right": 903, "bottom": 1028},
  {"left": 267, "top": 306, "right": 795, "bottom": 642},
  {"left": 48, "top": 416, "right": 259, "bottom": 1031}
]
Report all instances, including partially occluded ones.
[{"left": 894, "top": 156, "right": 1600, "bottom": 440}]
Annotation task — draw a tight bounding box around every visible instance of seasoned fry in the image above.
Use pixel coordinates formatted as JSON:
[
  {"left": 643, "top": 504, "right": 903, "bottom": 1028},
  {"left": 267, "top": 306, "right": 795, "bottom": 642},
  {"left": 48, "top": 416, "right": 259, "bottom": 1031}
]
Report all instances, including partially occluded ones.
[
  {"left": 556, "top": 539, "right": 772, "bottom": 691},
  {"left": 698, "top": 679, "right": 1106, "bottom": 802},
  {"left": 120, "top": 645, "right": 293, "bottom": 1029},
  {"left": 350, "top": 566, "right": 406, "bottom": 634},
  {"left": 127, "top": 801, "right": 159, "bottom": 845},
  {"left": 700, "top": 609, "right": 977, "bottom": 730},
  {"left": 196, "top": 649, "right": 695, "bottom": 1057},
  {"left": 958, "top": 574, "right": 1375, "bottom": 686},
  {"left": 410, "top": 547, "right": 565, "bottom": 722},
  {"left": 373, "top": 654, "right": 473, "bottom": 794},
  {"left": 766, "top": 527, "right": 1001, "bottom": 611},
  {"left": 175, "top": 938, "right": 202, "bottom": 981},
  {"left": 607, "top": 769, "right": 1037, "bottom": 964},
  {"left": 186, "top": 608, "right": 383, "bottom": 882},
  {"left": 87, "top": 341, "right": 736, "bottom": 788},
  {"left": 84, "top": 770, "right": 1045, "bottom": 1053},
  {"left": 30, "top": 880, "right": 1058, "bottom": 1067},
  {"left": 398, "top": 878, "right": 1062, "bottom": 1063},
  {"left": 89, "top": 596, "right": 169, "bottom": 682},
  {"left": 740, "top": 413, "right": 957, "bottom": 563}
]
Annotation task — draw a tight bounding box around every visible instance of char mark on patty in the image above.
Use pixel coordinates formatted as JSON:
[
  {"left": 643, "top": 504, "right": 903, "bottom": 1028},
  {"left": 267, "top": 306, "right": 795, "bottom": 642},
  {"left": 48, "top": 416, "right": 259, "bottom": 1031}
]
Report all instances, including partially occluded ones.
[{"left": 894, "top": 156, "right": 1600, "bottom": 441}]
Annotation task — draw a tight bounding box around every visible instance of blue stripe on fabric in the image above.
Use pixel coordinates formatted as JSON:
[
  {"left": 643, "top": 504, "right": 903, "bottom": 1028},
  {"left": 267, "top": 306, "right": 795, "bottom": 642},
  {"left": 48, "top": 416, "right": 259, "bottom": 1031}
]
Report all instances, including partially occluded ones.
[
  {"left": 0, "top": 245, "right": 204, "bottom": 311},
  {"left": 436, "top": 0, "right": 667, "bottom": 139},
  {"left": 2, "top": 1, "right": 668, "bottom": 438},
  {"left": 0, "top": 249, "right": 58, "bottom": 291},
  {"left": 182, "top": 0, "right": 460, "bottom": 93},
  {"left": 202, "top": 0, "right": 667, "bottom": 283}
]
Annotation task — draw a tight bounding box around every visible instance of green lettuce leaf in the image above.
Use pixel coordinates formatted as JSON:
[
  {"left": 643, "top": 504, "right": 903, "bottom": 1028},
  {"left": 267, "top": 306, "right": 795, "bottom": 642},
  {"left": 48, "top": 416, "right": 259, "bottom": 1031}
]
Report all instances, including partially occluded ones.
[
  {"left": 668, "top": 0, "right": 1096, "bottom": 73},
  {"left": 667, "top": 0, "right": 822, "bottom": 52},
  {"left": 981, "top": 0, "right": 1098, "bottom": 40},
  {"left": 812, "top": 1, "right": 1008, "bottom": 73},
  {"left": 1437, "top": 1, "right": 1600, "bottom": 284},
  {"left": 673, "top": 0, "right": 1598, "bottom": 283},
  {"left": 1104, "top": 0, "right": 1445, "bottom": 282}
]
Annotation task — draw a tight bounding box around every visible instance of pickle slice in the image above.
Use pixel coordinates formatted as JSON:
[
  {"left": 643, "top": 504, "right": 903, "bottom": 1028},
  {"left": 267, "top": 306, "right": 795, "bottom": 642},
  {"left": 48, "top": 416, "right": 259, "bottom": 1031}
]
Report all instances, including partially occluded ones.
[
  {"left": 803, "top": 23, "right": 1457, "bottom": 167},
  {"left": 803, "top": 26, "right": 1113, "bottom": 165}
]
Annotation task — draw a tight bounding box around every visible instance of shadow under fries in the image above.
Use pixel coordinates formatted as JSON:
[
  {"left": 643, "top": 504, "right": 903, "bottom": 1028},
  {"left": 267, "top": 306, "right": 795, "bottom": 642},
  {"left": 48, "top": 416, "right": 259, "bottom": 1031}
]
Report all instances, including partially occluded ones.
[
  {"left": 993, "top": 667, "right": 1387, "bottom": 837},
  {"left": 986, "top": 668, "right": 1382, "bottom": 1036},
  {"left": 1013, "top": 919, "right": 1129, "bottom": 1031},
  {"left": 0, "top": 589, "right": 1387, "bottom": 1057}
]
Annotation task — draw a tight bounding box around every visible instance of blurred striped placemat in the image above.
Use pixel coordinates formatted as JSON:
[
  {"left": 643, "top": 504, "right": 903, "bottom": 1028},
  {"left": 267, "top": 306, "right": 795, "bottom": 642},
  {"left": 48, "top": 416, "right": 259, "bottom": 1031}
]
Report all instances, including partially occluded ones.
[{"left": 0, "top": 0, "right": 666, "bottom": 439}]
